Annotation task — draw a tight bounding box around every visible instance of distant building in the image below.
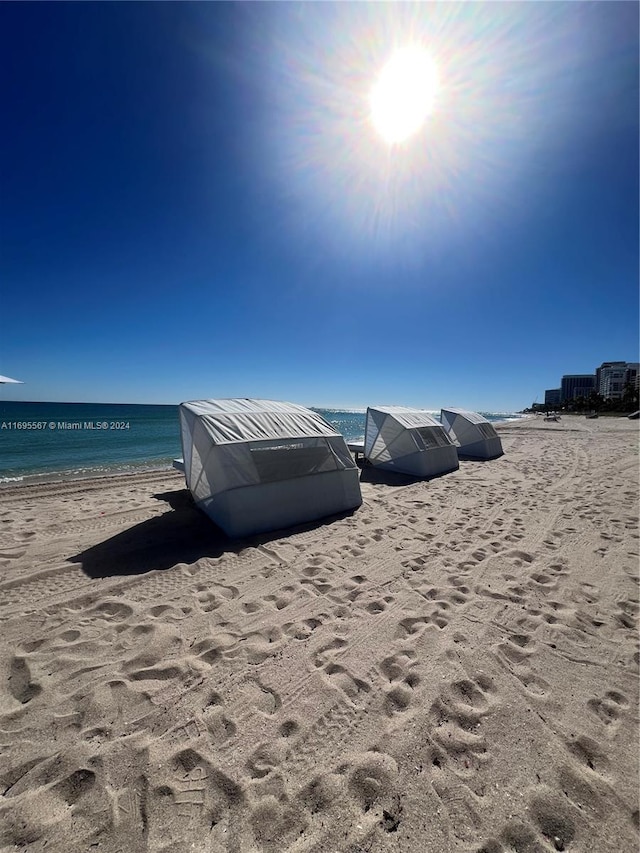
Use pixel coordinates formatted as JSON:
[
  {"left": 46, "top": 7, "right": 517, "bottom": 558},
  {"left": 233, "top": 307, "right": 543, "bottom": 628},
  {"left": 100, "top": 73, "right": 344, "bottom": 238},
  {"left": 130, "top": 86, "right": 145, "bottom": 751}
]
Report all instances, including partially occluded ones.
[
  {"left": 544, "top": 361, "right": 639, "bottom": 407},
  {"left": 625, "top": 362, "right": 639, "bottom": 394},
  {"left": 561, "top": 374, "right": 595, "bottom": 403},
  {"left": 596, "top": 361, "right": 638, "bottom": 401}
]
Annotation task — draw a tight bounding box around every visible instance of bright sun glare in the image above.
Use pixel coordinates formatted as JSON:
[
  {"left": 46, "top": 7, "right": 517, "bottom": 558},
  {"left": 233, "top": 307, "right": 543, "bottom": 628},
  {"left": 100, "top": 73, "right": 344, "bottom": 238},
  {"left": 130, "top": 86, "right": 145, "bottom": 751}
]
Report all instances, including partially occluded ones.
[{"left": 370, "top": 47, "right": 439, "bottom": 145}]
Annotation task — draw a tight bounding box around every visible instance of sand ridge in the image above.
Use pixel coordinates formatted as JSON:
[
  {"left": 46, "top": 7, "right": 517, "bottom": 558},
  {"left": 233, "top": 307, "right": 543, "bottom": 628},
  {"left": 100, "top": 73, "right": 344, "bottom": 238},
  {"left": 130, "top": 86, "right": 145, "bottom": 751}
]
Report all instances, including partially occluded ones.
[{"left": 0, "top": 417, "right": 638, "bottom": 852}]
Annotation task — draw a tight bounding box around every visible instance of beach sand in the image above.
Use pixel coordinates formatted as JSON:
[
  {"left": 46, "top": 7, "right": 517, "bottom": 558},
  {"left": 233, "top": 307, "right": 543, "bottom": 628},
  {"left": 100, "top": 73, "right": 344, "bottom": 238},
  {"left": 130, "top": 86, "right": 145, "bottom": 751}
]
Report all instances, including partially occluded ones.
[{"left": 0, "top": 417, "right": 638, "bottom": 852}]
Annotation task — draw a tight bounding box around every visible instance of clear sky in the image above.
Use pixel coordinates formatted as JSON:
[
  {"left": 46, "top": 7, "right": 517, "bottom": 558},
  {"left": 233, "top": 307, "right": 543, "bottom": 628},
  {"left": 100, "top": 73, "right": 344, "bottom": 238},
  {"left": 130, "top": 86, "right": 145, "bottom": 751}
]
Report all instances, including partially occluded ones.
[{"left": 2, "top": 2, "right": 638, "bottom": 411}]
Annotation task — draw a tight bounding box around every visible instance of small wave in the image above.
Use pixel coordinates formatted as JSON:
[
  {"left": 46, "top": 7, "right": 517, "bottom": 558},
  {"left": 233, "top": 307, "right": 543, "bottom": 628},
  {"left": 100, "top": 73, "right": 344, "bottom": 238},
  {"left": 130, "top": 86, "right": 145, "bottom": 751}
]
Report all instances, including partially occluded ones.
[
  {"left": 486, "top": 413, "right": 532, "bottom": 423},
  {"left": 313, "top": 407, "right": 367, "bottom": 415},
  {"left": 0, "top": 461, "right": 174, "bottom": 487}
]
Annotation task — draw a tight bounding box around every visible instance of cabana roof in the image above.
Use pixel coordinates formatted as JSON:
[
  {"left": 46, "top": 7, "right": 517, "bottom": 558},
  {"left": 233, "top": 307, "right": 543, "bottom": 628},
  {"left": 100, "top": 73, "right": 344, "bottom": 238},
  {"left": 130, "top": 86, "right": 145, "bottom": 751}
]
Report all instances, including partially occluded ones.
[
  {"left": 440, "top": 407, "right": 490, "bottom": 425},
  {"left": 366, "top": 405, "right": 441, "bottom": 430},
  {"left": 180, "top": 398, "right": 340, "bottom": 444}
]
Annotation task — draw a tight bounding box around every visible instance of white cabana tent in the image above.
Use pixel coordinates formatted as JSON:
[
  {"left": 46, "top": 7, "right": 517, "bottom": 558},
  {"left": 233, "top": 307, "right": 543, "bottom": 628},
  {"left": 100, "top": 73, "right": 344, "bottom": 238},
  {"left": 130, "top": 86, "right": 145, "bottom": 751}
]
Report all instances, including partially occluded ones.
[
  {"left": 440, "top": 408, "right": 503, "bottom": 459},
  {"left": 364, "top": 406, "right": 459, "bottom": 477},
  {"left": 179, "top": 398, "right": 362, "bottom": 537}
]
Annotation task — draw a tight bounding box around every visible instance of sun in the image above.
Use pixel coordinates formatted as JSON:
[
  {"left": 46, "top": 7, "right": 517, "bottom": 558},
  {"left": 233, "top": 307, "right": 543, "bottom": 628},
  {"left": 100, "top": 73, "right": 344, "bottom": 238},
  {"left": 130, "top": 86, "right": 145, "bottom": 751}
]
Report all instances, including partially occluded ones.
[{"left": 370, "top": 46, "right": 439, "bottom": 145}]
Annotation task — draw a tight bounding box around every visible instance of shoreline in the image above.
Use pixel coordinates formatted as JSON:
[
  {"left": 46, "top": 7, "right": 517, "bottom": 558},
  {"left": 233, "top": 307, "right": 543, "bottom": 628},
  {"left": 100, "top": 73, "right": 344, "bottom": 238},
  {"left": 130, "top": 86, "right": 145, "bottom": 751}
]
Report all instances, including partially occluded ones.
[
  {"left": 0, "top": 466, "right": 183, "bottom": 501},
  {"left": 0, "top": 459, "right": 177, "bottom": 490}
]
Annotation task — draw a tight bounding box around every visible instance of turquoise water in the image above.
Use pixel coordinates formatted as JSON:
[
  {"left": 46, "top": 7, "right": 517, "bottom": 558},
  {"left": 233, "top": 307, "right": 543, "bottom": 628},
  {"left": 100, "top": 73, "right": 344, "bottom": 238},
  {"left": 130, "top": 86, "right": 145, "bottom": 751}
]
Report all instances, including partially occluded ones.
[{"left": 0, "top": 401, "right": 525, "bottom": 484}]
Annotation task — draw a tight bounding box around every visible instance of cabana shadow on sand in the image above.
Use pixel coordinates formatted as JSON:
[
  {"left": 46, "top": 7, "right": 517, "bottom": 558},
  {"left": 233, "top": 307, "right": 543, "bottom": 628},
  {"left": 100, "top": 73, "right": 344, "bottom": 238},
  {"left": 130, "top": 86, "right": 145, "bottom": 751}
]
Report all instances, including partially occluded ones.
[
  {"left": 178, "top": 399, "right": 362, "bottom": 538},
  {"left": 71, "top": 487, "right": 360, "bottom": 578}
]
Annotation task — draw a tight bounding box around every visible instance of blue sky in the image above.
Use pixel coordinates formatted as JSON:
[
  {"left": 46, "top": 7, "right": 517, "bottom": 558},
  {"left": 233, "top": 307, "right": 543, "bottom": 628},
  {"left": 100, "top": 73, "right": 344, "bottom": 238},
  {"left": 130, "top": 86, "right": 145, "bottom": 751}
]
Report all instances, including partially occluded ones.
[{"left": 2, "top": 2, "right": 638, "bottom": 411}]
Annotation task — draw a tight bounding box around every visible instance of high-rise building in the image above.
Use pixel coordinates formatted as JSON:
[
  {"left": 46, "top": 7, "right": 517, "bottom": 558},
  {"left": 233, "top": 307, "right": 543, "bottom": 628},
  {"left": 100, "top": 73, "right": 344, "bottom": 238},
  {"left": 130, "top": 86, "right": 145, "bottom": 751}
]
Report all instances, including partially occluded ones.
[
  {"left": 596, "top": 361, "right": 637, "bottom": 400},
  {"left": 561, "top": 374, "right": 595, "bottom": 402},
  {"left": 625, "top": 363, "right": 639, "bottom": 394},
  {"left": 544, "top": 361, "right": 639, "bottom": 407}
]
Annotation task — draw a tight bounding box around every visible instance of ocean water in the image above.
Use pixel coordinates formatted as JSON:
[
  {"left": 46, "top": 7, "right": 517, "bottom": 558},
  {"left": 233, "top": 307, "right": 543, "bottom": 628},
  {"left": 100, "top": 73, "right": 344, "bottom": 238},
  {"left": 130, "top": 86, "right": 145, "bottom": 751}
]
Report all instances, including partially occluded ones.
[{"left": 0, "top": 401, "right": 526, "bottom": 484}]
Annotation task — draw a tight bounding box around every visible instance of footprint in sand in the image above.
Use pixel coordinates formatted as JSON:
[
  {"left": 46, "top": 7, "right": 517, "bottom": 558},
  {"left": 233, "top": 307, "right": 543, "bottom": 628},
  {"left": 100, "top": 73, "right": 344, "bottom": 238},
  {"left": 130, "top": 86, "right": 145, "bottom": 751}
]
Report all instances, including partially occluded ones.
[
  {"left": 587, "top": 690, "right": 628, "bottom": 729},
  {"left": 564, "top": 733, "right": 610, "bottom": 776},
  {"left": 92, "top": 600, "right": 135, "bottom": 622},
  {"left": 432, "top": 778, "right": 483, "bottom": 842},
  {"left": 528, "top": 787, "right": 577, "bottom": 850},
  {"left": 245, "top": 741, "right": 285, "bottom": 779},
  {"left": 7, "top": 656, "right": 42, "bottom": 705},
  {"left": 378, "top": 649, "right": 420, "bottom": 716},
  {"left": 241, "top": 626, "right": 284, "bottom": 664},
  {"left": 312, "top": 635, "right": 348, "bottom": 668},
  {"left": 321, "top": 663, "right": 371, "bottom": 704},
  {"left": 428, "top": 673, "right": 497, "bottom": 784},
  {"left": 242, "top": 677, "right": 282, "bottom": 716},
  {"left": 148, "top": 749, "right": 244, "bottom": 849},
  {"left": 0, "top": 547, "right": 27, "bottom": 560},
  {"left": 395, "top": 615, "right": 431, "bottom": 639},
  {"left": 194, "top": 583, "right": 240, "bottom": 613},
  {"left": 297, "top": 771, "right": 342, "bottom": 817},
  {"left": 346, "top": 751, "right": 398, "bottom": 813}
]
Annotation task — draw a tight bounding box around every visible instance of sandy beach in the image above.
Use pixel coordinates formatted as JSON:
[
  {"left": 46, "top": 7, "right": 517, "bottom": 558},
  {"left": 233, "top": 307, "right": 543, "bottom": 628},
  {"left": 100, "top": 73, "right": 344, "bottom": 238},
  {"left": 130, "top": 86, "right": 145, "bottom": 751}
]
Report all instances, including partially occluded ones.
[{"left": 0, "top": 416, "right": 637, "bottom": 853}]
